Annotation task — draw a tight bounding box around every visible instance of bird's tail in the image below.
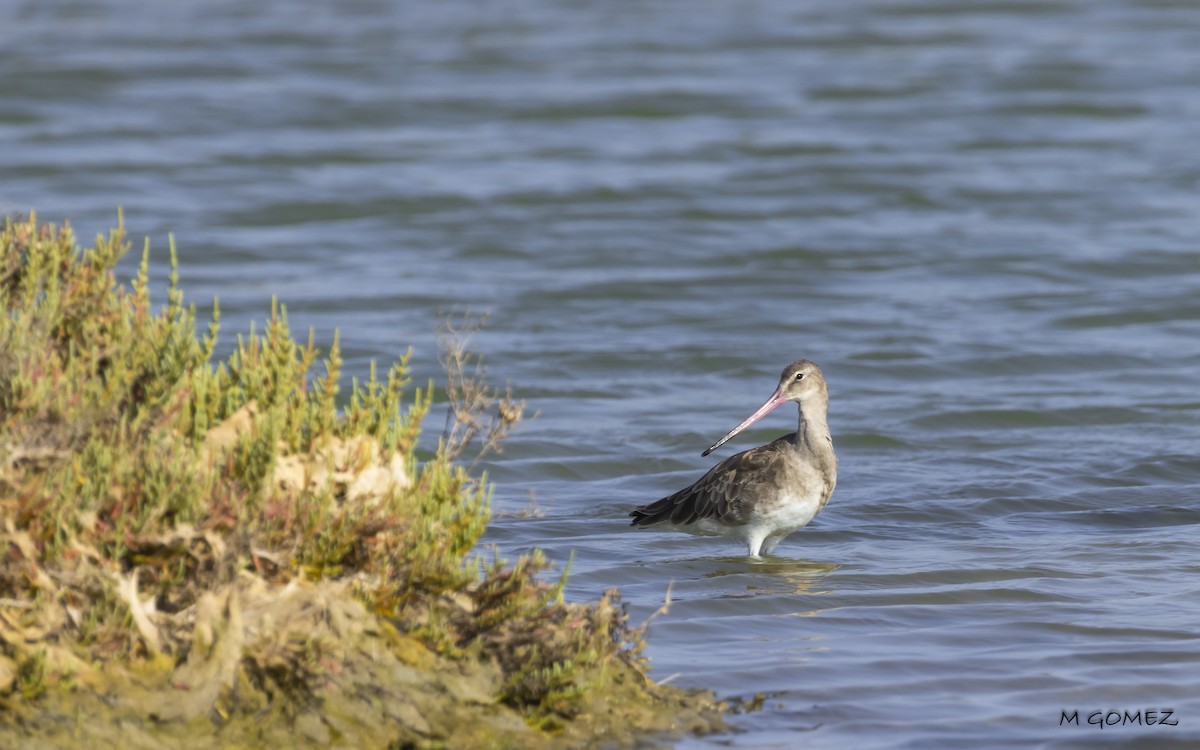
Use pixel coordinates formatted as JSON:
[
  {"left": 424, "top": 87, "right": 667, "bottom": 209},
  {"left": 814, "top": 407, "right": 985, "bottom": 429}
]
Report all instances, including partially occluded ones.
[{"left": 628, "top": 497, "right": 675, "bottom": 527}]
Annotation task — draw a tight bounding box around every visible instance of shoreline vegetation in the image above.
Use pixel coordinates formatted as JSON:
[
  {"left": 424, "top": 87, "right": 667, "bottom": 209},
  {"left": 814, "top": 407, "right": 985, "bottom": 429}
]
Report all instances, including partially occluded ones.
[{"left": 0, "top": 214, "right": 725, "bottom": 748}]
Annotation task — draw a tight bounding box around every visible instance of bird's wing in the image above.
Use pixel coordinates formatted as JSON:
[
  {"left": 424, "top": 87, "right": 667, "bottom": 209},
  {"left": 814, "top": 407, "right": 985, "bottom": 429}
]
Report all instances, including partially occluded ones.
[{"left": 630, "top": 442, "right": 785, "bottom": 528}]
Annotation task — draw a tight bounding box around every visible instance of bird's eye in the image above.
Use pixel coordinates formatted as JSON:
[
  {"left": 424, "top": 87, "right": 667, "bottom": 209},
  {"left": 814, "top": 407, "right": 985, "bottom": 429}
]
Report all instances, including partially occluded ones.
[{"left": 794, "top": 372, "right": 805, "bottom": 381}]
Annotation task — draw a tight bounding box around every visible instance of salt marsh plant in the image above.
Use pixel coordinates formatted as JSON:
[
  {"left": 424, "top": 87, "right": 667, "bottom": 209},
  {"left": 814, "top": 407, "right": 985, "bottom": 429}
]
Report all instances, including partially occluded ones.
[{"left": 0, "top": 214, "right": 720, "bottom": 746}]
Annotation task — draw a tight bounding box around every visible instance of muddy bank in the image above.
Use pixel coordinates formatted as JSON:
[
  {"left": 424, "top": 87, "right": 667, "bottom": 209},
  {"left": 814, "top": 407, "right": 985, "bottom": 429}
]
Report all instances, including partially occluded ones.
[{"left": 3, "top": 578, "right": 723, "bottom": 749}]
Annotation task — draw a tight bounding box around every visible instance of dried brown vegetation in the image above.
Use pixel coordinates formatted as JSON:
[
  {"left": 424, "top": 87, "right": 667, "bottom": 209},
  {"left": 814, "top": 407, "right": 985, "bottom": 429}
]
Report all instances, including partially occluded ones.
[
  {"left": 0, "top": 214, "right": 723, "bottom": 748},
  {"left": 436, "top": 308, "right": 527, "bottom": 465}
]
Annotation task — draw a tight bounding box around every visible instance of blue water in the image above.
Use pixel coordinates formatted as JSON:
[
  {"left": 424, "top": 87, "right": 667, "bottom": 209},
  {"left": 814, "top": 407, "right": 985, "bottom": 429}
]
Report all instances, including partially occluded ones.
[{"left": 5, "top": 1, "right": 1200, "bottom": 747}]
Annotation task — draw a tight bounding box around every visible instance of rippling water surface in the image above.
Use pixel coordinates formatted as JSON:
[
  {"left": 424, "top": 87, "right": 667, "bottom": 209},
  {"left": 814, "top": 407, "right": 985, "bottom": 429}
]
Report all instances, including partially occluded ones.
[{"left": 5, "top": 1, "right": 1200, "bottom": 747}]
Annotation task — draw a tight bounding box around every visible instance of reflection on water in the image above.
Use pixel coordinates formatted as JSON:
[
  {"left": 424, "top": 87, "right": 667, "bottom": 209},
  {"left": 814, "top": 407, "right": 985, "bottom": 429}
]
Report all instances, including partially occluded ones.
[{"left": 703, "top": 558, "right": 840, "bottom": 599}]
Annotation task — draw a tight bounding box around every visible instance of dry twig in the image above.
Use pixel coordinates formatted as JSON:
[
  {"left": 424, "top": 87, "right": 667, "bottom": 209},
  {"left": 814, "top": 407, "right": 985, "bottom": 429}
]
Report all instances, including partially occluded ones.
[{"left": 436, "top": 309, "right": 526, "bottom": 464}]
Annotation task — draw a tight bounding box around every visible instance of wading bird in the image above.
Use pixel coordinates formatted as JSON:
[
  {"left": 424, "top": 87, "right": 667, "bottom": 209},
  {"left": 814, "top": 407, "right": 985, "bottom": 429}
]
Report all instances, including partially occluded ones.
[{"left": 630, "top": 360, "right": 837, "bottom": 557}]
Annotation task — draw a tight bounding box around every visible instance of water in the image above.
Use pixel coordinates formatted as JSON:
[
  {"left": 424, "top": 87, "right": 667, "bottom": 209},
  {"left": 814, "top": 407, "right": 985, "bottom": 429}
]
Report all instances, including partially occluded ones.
[{"left": 5, "top": 1, "right": 1200, "bottom": 747}]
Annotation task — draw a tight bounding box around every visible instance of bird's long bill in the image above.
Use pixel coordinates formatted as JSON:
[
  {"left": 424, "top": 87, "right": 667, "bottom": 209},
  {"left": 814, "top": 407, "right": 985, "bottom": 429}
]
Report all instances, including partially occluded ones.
[{"left": 702, "top": 386, "right": 789, "bottom": 457}]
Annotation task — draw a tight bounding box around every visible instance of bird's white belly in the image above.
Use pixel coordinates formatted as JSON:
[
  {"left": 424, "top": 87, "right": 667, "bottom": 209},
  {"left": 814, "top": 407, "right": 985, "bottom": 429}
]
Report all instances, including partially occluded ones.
[
  {"left": 739, "top": 492, "right": 822, "bottom": 538},
  {"left": 679, "top": 492, "right": 824, "bottom": 555}
]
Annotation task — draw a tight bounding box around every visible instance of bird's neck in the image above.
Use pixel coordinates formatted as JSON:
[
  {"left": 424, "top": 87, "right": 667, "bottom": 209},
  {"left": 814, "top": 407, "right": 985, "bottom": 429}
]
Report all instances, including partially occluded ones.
[{"left": 793, "top": 400, "right": 833, "bottom": 456}]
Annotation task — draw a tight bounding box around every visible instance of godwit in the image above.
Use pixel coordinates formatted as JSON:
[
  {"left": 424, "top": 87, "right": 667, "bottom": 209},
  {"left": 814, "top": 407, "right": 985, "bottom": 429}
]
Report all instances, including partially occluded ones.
[{"left": 629, "top": 360, "right": 837, "bottom": 557}]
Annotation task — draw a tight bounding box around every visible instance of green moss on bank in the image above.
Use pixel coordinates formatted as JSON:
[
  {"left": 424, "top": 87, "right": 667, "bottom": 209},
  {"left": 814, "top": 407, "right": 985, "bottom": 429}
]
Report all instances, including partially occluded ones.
[{"left": 0, "top": 214, "right": 724, "bottom": 747}]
